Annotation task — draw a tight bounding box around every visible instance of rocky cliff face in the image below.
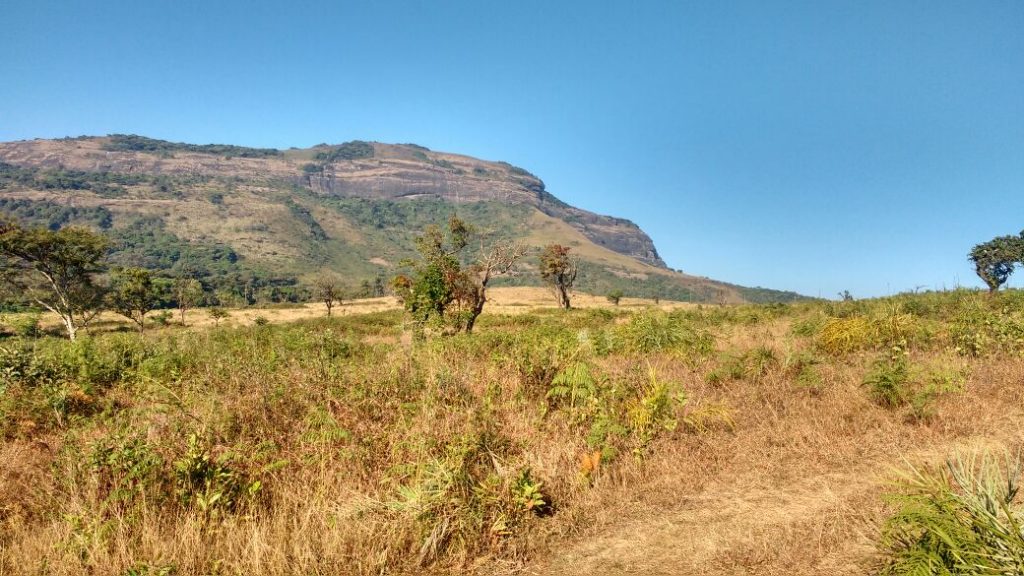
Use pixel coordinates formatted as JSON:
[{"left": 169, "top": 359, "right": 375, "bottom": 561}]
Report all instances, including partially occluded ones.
[{"left": 0, "top": 137, "right": 666, "bottom": 267}]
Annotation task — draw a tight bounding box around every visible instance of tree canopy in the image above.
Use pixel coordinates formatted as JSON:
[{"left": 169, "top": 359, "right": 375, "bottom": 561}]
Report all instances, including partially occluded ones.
[
  {"left": 538, "top": 244, "right": 578, "bottom": 309},
  {"left": 0, "top": 219, "right": 109, "bottom": 339},
  {"left": 969, "top": 232, "right": 1024, "bottom": 293},
  {"left": 392, "top": 215, "right": 522, "bottom": 334}
]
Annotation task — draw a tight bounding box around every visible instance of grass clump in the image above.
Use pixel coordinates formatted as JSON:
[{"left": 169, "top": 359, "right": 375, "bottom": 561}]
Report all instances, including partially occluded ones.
[
  {"left": 880, "top": 451, "right": 1024, "bottom": 575},
  {"left": 863, "top": 348, "right": 965, "bottom": 421}
]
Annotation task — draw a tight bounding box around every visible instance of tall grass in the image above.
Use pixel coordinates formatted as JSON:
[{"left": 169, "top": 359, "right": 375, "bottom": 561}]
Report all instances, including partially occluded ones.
[{"left": 2, "top": 289, "right": 1022, "bottom": 574}]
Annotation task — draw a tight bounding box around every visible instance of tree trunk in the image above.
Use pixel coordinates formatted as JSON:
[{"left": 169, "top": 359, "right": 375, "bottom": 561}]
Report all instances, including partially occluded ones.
[
  {"left": 558, "top": 285, "right": 571, "bottom": 309},
  {"left": 465, "top": 287, "right": 486, "bottom": 334},
  {"left": 62, "top": 314, "right": 77, "bottom": 341}
]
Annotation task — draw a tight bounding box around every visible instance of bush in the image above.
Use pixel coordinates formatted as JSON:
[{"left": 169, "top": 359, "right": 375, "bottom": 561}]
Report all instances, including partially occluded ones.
[
  {"left": 6, "top": 311, "right": 41, "bottom": 338},
  {"left": 606, "top": 290, "right": 624, "bottom": 306},
  {"left": 864, "top": 353, "right": 911, "bottom": 408},
  {"left": 617, "top": 311, "right": 713, "bottom": 357},
  {"left": 862, "top": 349, "right": 964, "bottom": 420},
  {"left": 174, "top": 434, "right": 262, "bottom": 518},
  {"left": 879, "top": 451, "right": 1024, "bottom": 575},
  {"left": 818, "top": 316, "right": 875, "bottom": 355}
]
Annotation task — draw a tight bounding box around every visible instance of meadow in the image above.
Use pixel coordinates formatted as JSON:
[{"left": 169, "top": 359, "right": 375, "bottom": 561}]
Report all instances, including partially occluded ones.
[{"left": 2, "top": 288, "right": 1024, "bottom": 575}]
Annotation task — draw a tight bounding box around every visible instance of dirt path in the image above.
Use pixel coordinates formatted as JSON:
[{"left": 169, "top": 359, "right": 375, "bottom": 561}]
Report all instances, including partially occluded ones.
[{"left": 527, "top": 432, "right": 1015, "bottom": 576}]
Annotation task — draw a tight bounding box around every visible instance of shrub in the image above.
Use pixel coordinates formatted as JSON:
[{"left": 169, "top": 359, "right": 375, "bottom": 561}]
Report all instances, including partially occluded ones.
[
  {"left": 388, "top": 430, "right": 545, "bottom": 565},
  {"left": 88, "top": 433, "right": 165, "bottom": 511},
  {"left": 617, "top": 311, "right": 713, "bottom": 358},
  {"left": 208, "top": 307, "right": 230, "bottom": 325},
  {"left": 863, "top": 349, "right": 964, "bottom": 420},
  {"left": 879, "top": 451, "right": 1024, "bottom": 575},
  {"left": 818, "top": 316, "right": 875, "bottom": 355},
  {"left": 791, "top": 313, "right": 826, "bottom": 338},
  {"left": 174, "top": 434, "right": 262, "bottom": 518},
  {"left": 951, "top": 303, "right": 1024, "bottom": 357},
  {"left": 864, "top": 353, "right": 911, "bottom": 408},
  {"left": 606, "top": 290, "right": 624, "bottom": 306}
]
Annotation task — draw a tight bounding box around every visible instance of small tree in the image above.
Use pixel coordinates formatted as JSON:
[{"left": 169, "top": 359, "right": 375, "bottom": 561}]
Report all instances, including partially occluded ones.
[
  {"left": 110, "top": 267, "right": 160, "bottom": 332},
  {"left": 969, "top": 233, "right": 1024, "bottom": 293},
  {"left": 174, "top": 277, "right": 204, "bottom": 326},
  {"left": 0, "top": 219, "right": 109, "bottom": 340},
  {"left": 393, "top": 215, "right": 523, "bottom": 334},
  {"left": 372, "top": 275, "right": 386, "bottom": 297},
  {"left": 315, "top": 274, "right": 344, "bottom": 316},
  {"left": 455, "top": 240, "right": 526, "bottom": 333},
  {"left": 208, "top": 307, "right": 229, "bottom": 326},
  {"left": 606, "top": 289, "right": 624, "bottom": 306},
  {"left": 538, "top": 244, "right": 578, "bottom": 309}
]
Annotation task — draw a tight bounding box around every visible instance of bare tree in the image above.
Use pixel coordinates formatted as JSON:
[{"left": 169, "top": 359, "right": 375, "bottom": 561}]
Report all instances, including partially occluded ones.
[
  {"left": 456, "top": 240, "right": 526, "bottom": 333},
  {"left": 174, "top": 277, "right": 204, "bottom": 326},
  {"left": 315, "top": 274, "right": 344, "bottom": 316}
]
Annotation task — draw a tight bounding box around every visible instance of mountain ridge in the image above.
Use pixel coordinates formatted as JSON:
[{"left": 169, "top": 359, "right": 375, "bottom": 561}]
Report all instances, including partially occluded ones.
[{"left": 0, "top": 134, "right": 803, "bottom": 304}]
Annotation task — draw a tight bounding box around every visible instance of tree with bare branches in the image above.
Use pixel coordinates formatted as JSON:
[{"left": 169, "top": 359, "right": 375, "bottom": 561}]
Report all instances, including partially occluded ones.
[
  {"left": 538, "top": 244, "right": 578, "bottom": 309},
  {"left": 315, "top": 273, "right": 344, "bottom": 316},
  {"left": 393, "top": 215, "right": 524, "bottom": 334},
  {"left": 455, "top": 240, "right": 527, "bottom": 333}
]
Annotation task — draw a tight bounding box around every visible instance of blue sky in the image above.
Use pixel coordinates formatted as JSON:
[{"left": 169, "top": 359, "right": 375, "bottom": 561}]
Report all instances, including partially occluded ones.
[{"left": 2, "top": 1, "right": 1022, "bottom": 297}]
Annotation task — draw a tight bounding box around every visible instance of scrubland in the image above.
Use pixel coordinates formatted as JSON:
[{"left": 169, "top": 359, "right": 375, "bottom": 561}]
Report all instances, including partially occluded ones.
[{"left": 2, "top": 289, "right": 1024, "bottom": 575}]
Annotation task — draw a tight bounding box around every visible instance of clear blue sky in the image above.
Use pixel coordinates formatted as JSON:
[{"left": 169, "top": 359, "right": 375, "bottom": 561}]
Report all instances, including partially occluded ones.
[{"left": 3, "top": 1, "right": 1022, "bottom": 297}]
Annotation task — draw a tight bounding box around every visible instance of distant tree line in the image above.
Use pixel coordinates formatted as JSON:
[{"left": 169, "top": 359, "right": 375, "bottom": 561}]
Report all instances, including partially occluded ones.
[
  {"left": 0, "top": 214, "right": 399, "bottom": 339},
  {"left": 101, "top": 134, "right": 281, "bottom": 158}
]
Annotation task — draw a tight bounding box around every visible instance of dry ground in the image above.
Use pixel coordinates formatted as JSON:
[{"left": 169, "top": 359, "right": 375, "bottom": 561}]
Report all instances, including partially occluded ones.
[{"left": 525, "top": 344, "right": 1024, "bottom": 575}]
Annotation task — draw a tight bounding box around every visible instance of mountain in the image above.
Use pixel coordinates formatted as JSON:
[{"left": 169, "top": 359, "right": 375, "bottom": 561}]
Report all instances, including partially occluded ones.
[{"left": 0, "top": 134, "right": 801, "bottom": 304}]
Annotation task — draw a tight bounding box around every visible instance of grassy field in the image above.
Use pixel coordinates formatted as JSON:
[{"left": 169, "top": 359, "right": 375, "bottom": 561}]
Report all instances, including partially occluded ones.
[{"left": 2, "top": 289, "right": 1024, "bottom": 575}]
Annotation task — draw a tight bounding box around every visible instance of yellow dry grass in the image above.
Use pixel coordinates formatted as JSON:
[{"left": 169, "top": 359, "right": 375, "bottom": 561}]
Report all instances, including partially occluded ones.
[
  {"left": 4, "top": 298, "right": 1023, "bottom": 576},
  {"left": 19, "top": 287, "right": 697, "bottom": 333}
]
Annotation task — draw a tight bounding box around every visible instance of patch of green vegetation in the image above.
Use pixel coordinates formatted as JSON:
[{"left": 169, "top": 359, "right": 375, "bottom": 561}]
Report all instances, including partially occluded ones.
[
  {"left": 102, "top": 134, "right": 281, "bottom": 158},
  {"left": 312, "top": 141, "right": 374, "bottom": 163},
  {"left": 880, "top": 451, "right": 1024, "bottom": 575},
  {"left": 284, "top": 198, "right": 328, "bottom": 242},
  {"left": 0, "top": 162, "right": 207, "bottom": 199},
  {"left": 0, "top": 198, "right": 113, "bottom": 230},
  {"left": 734, "top": 284, "right": 807, "bottom": 304}
]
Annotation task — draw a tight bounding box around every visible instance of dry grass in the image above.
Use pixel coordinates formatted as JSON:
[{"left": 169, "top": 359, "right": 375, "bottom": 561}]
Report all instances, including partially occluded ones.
[
  {"left": 18, "top": 287, "right": 696, "bottom": 334},
  {"left": 2, "top": 293, "right": 1024, "bottom": 575}
]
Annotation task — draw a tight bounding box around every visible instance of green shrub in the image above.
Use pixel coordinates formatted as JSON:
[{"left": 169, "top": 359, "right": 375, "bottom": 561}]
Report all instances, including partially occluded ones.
[
  {"left": 791, "top": 312, "right": 826, "bottom": 338},
  {"left": 5, "top": 311, "right": 41, "bottom": 338},
  {"left": 863, "top": 350, "right": 964, "bottom": 420},
  {"left": 88, "top": 433, "right": 164, "bottom": 511},
  {"left": 617, "top": 311, "right": 713, "bottom": 357},
  {"left": 388, "top": 430, "right": 545, "bottom": 565},
  {"left": 864, "top": 353, "right": 911, "bottom": 408},
  {"left": 606, "top": 289, "right": 624, "bottom": 306},
  {"left": 951, "top": 304, "right": 1024, "bottom": 357},
  {"left": 880, "top": 451, "right": 1024, "bottom": 575},
  {"left": 547, "top": 361, "right": 598, "bottom": 413},
  {"left": 174, "top": 434, "right": 262, "bottom": 518}
]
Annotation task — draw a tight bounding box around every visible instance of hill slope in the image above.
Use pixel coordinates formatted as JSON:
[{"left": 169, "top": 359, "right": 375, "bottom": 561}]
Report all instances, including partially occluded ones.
[{"left": 0, "top": 135, "right": 801, "bottom": 303}]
